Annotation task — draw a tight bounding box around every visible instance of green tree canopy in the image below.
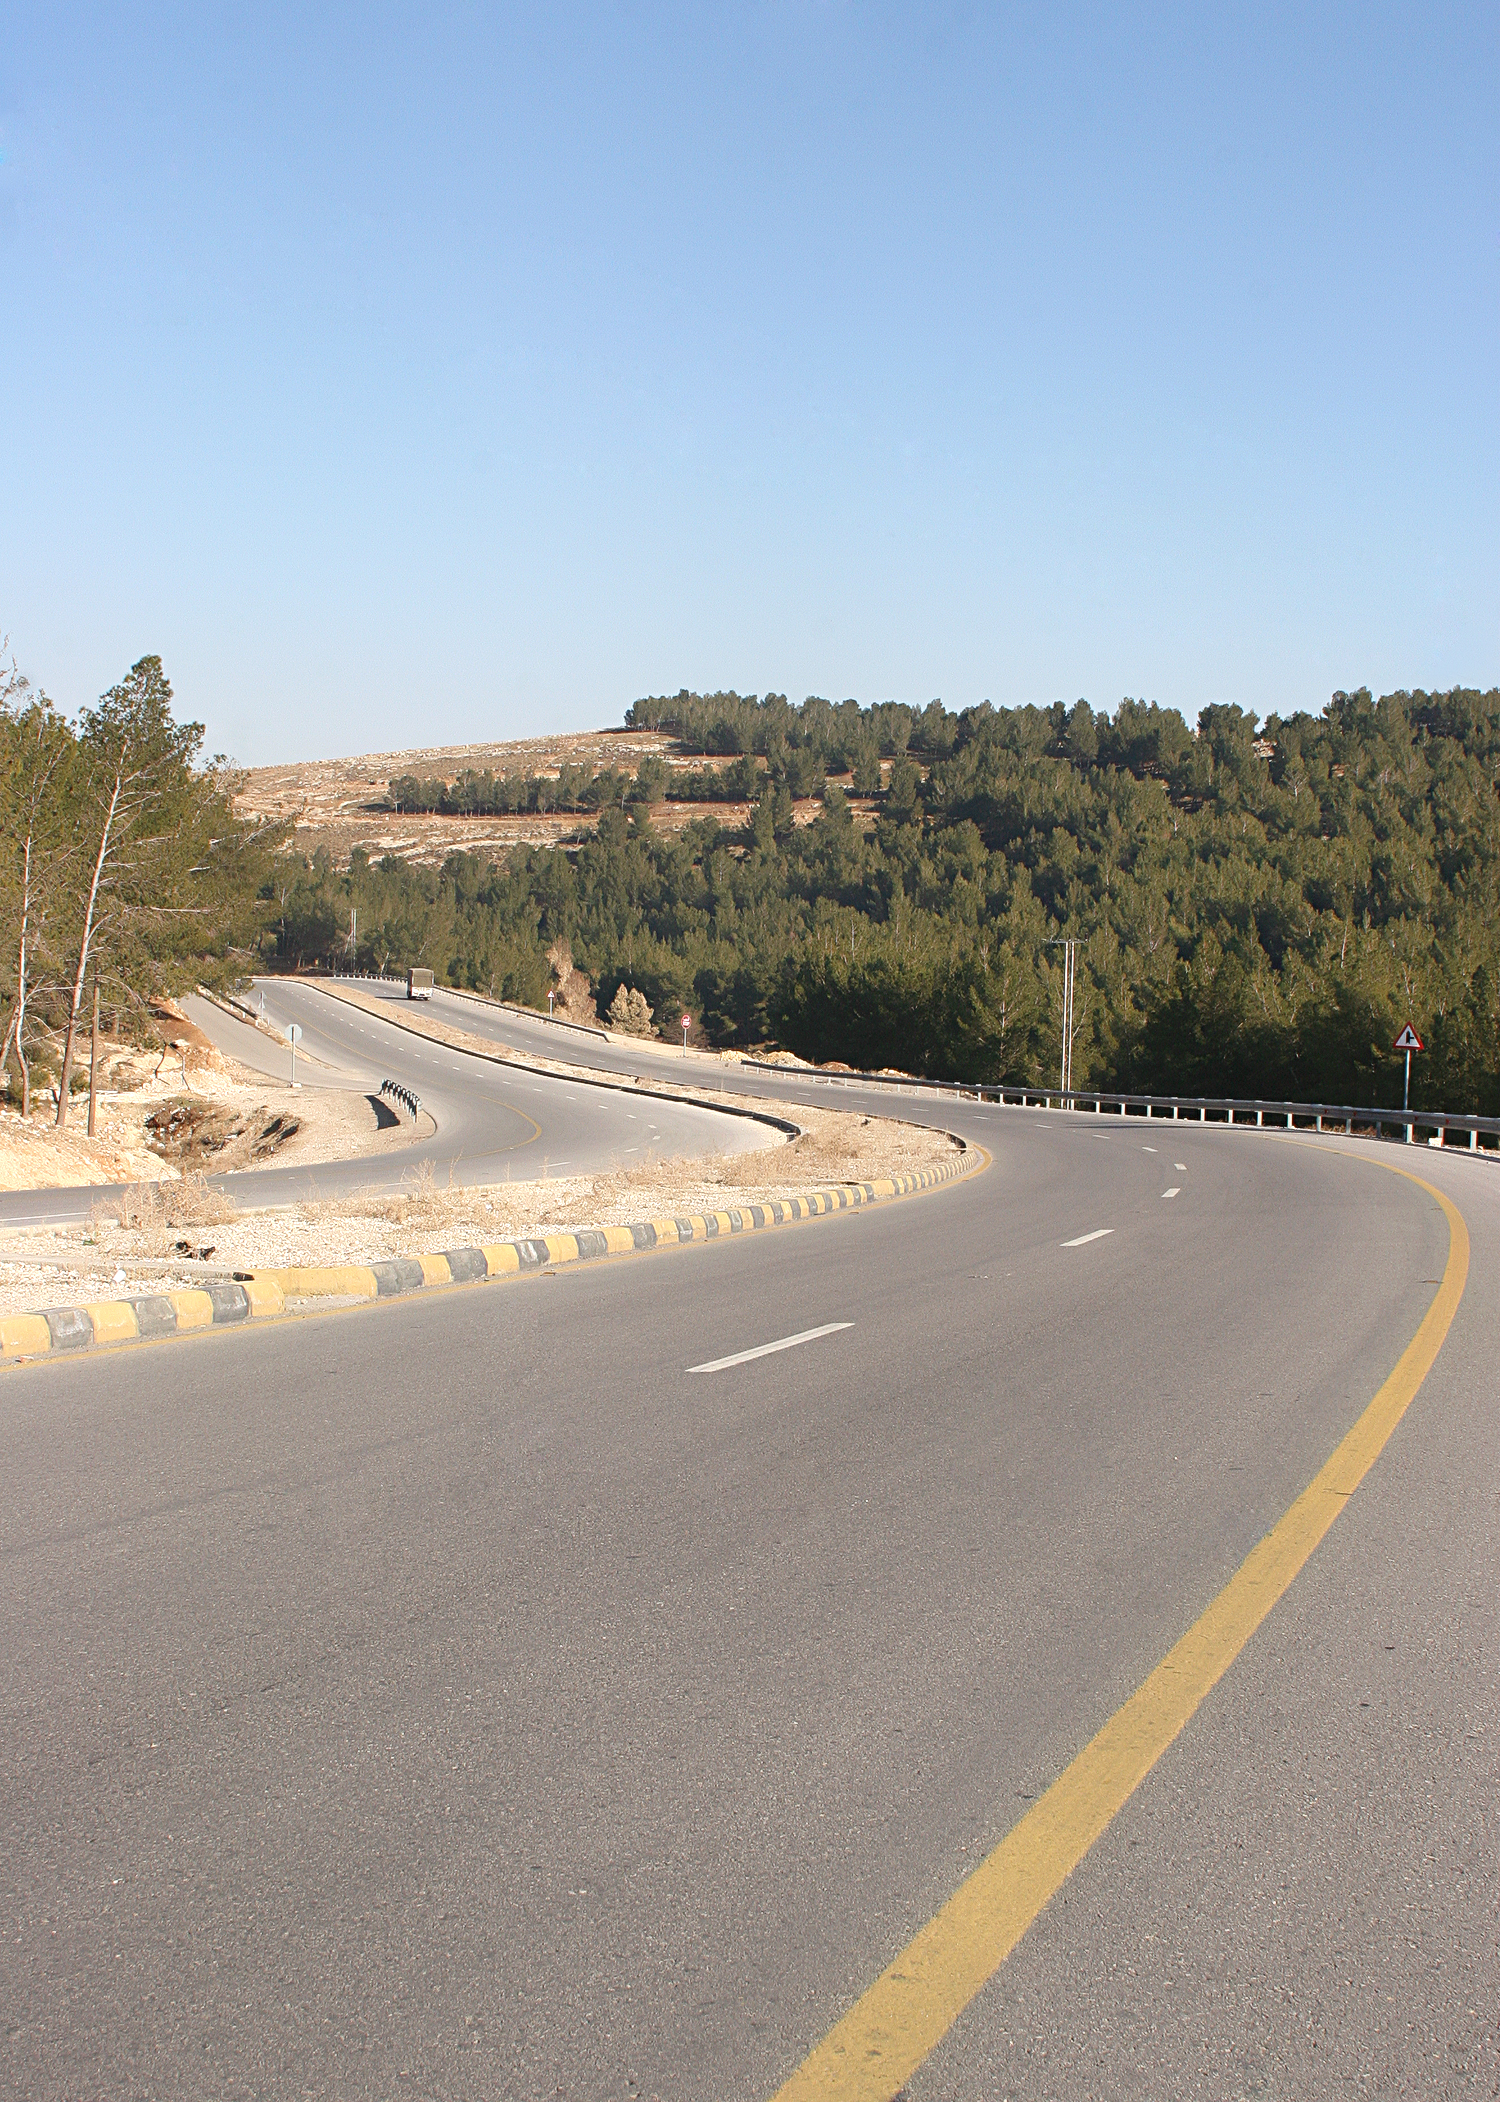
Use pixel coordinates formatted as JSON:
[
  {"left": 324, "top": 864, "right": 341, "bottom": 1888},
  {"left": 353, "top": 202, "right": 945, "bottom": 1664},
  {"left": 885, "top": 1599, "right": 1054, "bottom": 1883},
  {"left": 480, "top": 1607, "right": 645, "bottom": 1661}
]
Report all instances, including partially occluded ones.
[{"left": 266, "top": 683, "right": 1500, "bottom": 1116}]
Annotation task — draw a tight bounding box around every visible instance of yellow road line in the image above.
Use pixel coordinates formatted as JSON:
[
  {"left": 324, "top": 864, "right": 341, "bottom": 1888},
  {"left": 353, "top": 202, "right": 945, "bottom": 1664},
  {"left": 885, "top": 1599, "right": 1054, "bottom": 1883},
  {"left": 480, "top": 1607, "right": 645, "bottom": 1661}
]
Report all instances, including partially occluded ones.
[{"left": 772, "top": 1166, "right": 1469, "bottom": 2102}]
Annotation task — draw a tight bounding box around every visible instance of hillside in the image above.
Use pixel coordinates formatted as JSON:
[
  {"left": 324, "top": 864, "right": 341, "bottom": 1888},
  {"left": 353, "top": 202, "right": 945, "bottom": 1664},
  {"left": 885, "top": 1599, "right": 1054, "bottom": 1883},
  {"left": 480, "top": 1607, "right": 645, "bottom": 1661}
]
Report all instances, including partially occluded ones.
[
  {"left": 233, "top": 725, "right": 856, "bottom": 867},
  {"left": 254, "top": 687, "right": 1500, "bottom": 1114}
]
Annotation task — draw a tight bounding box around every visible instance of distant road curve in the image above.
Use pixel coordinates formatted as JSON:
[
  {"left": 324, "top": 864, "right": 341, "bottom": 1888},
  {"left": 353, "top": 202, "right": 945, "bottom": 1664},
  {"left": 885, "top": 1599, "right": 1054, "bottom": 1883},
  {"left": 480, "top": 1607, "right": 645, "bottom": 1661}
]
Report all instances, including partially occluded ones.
[{"left": 0, "top": 978, "right": 777, "bottom": 1229}]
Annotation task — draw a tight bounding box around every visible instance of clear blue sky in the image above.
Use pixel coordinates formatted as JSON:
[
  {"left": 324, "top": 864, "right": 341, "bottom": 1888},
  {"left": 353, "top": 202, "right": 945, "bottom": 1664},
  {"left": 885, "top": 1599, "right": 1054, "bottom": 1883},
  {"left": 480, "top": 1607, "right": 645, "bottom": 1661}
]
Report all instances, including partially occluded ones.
[{"left": 3, "top": 4, "right": 1495, "bottom": 764}]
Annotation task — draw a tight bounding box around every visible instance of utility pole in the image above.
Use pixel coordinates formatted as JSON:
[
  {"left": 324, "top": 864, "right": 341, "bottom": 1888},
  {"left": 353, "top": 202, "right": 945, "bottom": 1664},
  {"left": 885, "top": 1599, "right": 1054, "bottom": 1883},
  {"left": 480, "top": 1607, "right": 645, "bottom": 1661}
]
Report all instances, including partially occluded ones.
[{"left": 347, "top": 907, "right": 357, "bottom": 973}]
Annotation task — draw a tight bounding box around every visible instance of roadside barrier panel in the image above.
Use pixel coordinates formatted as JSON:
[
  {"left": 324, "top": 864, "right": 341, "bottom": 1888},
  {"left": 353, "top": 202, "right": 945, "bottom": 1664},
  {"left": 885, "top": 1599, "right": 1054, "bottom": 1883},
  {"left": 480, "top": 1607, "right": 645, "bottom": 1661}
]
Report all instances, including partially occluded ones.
[
  {"left": 379, "top": 1078, "right": 422, "bottom": 1121},
  {"left": 739, "top": 1061, "right": 1500, "bottom": 1155}
]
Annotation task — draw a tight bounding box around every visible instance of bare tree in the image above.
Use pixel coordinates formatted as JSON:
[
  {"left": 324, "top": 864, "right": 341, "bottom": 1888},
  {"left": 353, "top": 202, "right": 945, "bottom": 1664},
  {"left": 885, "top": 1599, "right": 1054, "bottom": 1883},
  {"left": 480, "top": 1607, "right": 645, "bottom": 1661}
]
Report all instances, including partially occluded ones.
[
  {"left": 0, "top": 645, "right": 72, "bottom": 1116},
  {"left": 55, "top": 657, "right": 200, "bottom": 1126}
]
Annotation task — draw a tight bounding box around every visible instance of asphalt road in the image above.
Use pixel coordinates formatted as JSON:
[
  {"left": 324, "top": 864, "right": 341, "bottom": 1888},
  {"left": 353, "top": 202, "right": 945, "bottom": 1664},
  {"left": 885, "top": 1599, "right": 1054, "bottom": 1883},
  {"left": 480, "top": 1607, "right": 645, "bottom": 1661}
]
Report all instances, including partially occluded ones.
[
  {"left": 0, "top": 981, "right": 774, "bottom": 1229},
  {"left": 2, "top": 1082, "right": 1495, "bottom": 2100}
]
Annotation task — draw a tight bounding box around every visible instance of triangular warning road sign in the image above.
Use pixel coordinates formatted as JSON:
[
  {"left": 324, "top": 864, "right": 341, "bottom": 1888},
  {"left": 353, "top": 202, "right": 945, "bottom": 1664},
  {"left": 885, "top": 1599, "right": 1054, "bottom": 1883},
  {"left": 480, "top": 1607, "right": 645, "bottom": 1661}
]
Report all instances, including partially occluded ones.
[{"left": 1394, "top": 1024, "right": 1423, "bottom": 1052}]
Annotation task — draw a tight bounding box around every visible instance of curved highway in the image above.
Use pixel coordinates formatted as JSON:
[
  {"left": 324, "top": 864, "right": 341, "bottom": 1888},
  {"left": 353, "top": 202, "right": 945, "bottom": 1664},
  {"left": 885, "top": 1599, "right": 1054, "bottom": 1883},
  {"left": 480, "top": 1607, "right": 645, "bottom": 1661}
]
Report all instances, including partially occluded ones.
[
  {"left": 0, "top": 978, "right": 776, "bottom": 1228},
  {"left": 216, "top": 975, "right": 782, "bottom": 1190},
  {"left": 1, "top": 1008, "right": 1495, "bottom": 2099}
]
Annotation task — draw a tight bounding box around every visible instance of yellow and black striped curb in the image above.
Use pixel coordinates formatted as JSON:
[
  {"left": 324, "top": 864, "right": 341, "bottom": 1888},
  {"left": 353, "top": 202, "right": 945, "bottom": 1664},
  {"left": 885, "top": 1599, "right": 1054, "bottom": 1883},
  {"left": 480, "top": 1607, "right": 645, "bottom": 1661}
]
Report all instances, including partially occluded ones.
[
  {"left": 0, "top": 1152, "right": 979, "bottom": 1364},
  {"left": 0, "top": 1277, "right": 287, "bottom": 1361}
]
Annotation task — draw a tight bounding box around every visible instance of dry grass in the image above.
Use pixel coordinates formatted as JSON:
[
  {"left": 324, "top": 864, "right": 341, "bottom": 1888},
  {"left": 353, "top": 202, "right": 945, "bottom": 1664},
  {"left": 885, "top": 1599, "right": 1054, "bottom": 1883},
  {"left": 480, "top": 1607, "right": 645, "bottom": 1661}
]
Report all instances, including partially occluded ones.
[
  {"left": 717, "top": 1122, "right": 883, "bottom": 1186},
  {"left": 333, "top": 1158, "right": 441, "bottom": 1227},
  {"left": 90, "top": 1175, "right": 241, "bottom": 1236}
]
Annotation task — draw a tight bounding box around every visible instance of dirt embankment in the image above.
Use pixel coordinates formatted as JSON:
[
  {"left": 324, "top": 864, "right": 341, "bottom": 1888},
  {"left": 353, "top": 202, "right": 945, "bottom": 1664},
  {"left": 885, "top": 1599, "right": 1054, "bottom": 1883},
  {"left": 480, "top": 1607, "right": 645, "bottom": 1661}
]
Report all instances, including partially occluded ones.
[
  {"left": 0, "top": 1084, "right": 430, "bottom": 1192},
  {"left": 0, "top": 998, "right": 425, "bottom": 1193}
]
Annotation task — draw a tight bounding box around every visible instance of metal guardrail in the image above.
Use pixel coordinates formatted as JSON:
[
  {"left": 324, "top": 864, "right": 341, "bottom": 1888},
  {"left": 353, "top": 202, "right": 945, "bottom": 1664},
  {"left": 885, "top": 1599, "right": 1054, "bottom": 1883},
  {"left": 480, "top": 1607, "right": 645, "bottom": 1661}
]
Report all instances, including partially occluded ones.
[
  {"left": 379, "top": 1078, "right": 422, "bottom": 1122},
  {"left": 739, "top": 1061, "right": 1500, "bottom": 1154},
  {"left": 309, "top": 978, "right": 1495, "bottom": 1154}
]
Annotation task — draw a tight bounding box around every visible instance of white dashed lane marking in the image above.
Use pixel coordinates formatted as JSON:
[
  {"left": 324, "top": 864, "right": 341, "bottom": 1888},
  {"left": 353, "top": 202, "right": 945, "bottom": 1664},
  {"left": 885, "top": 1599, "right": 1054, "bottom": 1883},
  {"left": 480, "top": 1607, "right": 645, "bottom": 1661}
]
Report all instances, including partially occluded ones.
[{"left": 689, "top": 1323, "right": 853, "bottom": 1375}]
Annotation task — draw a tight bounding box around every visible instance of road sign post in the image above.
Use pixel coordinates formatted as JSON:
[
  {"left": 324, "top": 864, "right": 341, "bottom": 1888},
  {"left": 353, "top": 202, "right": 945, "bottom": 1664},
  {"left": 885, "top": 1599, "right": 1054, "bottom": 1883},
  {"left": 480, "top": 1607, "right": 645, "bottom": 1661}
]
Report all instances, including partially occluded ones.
[
  {"left": 288, "top": 1021, "right": 302, "bottom": 1089},
  {"left": 1394, "top": 1024, "right": 1422, "bottom": 1136},
  {"left": 681, "top": 1013, "right": 691, "bottom": 1053}
]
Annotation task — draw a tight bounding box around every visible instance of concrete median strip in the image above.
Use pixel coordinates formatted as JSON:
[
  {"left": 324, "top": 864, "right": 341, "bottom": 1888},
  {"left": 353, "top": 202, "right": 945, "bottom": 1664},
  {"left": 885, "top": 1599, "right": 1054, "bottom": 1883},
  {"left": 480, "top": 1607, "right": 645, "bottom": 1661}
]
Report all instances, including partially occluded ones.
[
  {"left": 0, "top": 1276, "right": 286, "bottom": 1361},
  {"left": 0, "top": 1151, "right": 980, "bottom": 1364}
]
